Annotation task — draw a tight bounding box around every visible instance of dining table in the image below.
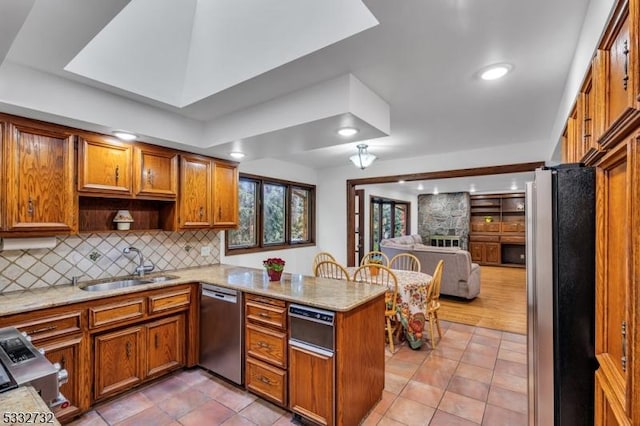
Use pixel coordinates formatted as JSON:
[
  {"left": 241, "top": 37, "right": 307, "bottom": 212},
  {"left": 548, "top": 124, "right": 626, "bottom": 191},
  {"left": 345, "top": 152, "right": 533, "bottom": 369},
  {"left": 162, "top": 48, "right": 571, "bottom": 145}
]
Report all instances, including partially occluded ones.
[{"left": 345, "top": 267, "right": 432, "bottom": 349}]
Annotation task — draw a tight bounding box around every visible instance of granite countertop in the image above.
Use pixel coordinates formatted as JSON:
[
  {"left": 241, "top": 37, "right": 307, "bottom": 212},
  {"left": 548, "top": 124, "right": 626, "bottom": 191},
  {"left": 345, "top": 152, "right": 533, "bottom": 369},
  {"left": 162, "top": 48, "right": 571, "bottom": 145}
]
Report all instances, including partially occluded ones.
[
  {"left": 0, "top": 386, "right": 61, "bottom": 426},
  {"left": 0, "top": 264, "right": 387, "bottom": 316}
]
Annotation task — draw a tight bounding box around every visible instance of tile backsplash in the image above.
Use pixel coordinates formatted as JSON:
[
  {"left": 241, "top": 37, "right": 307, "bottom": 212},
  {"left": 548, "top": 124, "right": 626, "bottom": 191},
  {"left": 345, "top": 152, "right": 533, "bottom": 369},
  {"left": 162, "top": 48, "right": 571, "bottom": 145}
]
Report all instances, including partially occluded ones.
[{"left": 0, "top": 230, "right": 220, "bottom": 293}]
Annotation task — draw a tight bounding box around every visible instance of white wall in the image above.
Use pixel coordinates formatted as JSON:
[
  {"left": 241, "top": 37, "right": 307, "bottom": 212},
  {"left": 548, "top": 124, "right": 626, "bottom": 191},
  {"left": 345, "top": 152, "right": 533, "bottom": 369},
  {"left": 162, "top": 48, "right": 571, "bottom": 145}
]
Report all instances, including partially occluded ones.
[{"left": 220, "top": 158, "right": 320, "bottom": 276}]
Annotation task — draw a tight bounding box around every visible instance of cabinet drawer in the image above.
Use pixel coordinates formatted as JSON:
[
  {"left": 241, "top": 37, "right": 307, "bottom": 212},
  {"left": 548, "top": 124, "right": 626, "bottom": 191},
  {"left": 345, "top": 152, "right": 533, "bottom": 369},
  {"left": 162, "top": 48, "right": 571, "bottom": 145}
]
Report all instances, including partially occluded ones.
[
  {"left": 89, "top": 299, "right": 145, "bottom": 329},
  {"left": 246, "top": 323, "right": 287, "bottom": 368},
  {"left": 13, "top": 311, "right": 83, "bottom": 344},
  {"left": 148, "top": 289, "right": 191, "bottom": 314},
  {"left": 246, "top": 294, "right": 286, "bottom": 308},
  {"left": 501, "top": 236, "right": 525, "bottom": 244},
  {"left": 246, "top": 299, "right": 287, "bottom": 330},
  {"left": 470, "top": 234, "right": 500, "bottom": 242},
  {"left": 501, "top": 222, "right": 522, "bottom": 233},
  {"left": 246, "top": 357, "right": 287, "bottom": 406}
]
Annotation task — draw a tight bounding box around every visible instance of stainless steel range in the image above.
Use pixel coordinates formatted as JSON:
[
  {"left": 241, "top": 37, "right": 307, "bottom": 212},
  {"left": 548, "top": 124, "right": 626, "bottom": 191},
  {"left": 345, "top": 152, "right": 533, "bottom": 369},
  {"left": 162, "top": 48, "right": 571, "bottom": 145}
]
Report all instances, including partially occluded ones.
[{"left": 0, "top": 327, "right": 69, "bottom": 409}]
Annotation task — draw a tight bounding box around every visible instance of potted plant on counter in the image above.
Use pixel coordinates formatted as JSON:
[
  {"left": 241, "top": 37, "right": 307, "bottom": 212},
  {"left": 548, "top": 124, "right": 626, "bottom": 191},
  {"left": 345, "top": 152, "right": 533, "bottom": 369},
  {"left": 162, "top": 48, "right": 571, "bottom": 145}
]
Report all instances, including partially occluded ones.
[{"left": 263, "top": 257, "right": 286, "bottom": 281}]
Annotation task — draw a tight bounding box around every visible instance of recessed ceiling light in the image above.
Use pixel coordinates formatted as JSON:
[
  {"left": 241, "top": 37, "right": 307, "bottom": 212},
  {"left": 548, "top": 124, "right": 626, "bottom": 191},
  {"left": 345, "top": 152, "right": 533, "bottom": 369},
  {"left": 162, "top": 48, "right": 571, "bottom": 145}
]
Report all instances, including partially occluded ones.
[
  {"left": 230, "top": 152, "right": 245, "bottom": 159},
  {"left": 479, "top": 63, "right": 513, "bottom": 81},
  {"left": 337, "top": 127, "right": 359, "bottom": 137},
  {"left": 113, "top": 131, "right": 137, "bottom": 141}
]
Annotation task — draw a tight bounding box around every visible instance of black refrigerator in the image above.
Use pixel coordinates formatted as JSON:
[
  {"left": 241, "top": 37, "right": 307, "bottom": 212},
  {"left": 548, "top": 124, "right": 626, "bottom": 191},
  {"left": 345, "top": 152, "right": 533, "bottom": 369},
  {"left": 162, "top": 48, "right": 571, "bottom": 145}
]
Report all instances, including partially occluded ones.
[{"left": 525, "top": 164, "right": 597, "bottom": 426}]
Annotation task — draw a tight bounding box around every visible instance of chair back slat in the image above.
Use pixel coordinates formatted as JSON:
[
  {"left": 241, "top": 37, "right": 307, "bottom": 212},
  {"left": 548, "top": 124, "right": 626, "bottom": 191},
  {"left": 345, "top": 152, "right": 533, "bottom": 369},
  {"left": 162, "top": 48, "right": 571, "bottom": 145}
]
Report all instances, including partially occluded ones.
[
  {"left": 314, "top": 260, "right": 350, "bottom": 281},
  {"left": 352, "top": 264, "right": 398, "bottom": 307},
  {"left": 313, "top": 251, "right": 336, "bottom": 271},
  {"left": 429, "top": 260, "right": 445, "bottom": 306},
  {"left": 389, "top": 253, "right": 421, "bottom": 272}
]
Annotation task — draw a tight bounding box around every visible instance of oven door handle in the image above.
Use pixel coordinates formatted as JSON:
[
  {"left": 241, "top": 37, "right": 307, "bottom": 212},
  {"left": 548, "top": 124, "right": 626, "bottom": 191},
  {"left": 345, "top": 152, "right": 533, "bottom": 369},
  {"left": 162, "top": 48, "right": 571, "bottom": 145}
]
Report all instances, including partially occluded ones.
[{"left": 289, "top": 339, "right": 334, "bottom": 357}]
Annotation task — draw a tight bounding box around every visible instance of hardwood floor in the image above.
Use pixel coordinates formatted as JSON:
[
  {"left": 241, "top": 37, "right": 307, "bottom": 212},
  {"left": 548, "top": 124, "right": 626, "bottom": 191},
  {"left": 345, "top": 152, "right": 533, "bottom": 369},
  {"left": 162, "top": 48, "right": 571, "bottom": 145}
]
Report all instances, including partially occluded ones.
[{"left": 438, "top": 266, "right": 526, "bottom": 335}]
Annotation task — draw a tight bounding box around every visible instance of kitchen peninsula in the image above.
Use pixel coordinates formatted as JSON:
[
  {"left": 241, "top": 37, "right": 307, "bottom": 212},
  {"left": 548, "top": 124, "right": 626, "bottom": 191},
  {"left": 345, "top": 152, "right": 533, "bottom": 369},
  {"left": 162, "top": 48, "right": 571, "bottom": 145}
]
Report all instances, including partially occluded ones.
[{"left": 0, "top": 264, "right": 387, "bottom": 426}]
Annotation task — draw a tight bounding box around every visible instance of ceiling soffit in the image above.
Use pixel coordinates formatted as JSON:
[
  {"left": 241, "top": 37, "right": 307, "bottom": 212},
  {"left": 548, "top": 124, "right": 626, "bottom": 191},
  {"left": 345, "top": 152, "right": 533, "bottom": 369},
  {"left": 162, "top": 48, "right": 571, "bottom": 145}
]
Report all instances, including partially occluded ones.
[{"left": 64, "top": 0, "right": 379, "bottom": 108}]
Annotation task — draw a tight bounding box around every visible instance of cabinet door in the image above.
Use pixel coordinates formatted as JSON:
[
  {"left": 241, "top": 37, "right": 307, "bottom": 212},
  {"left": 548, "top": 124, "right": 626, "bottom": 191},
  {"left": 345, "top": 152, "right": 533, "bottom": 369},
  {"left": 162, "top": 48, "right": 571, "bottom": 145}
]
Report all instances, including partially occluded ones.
[
  {"left": 41, "top": 336, "right": 83, "bottom": 421},
  {"left": 485, "top": 243, "right": 501, "bottom": 264},
  {"left": 145, "top": 315, "right": 185, "bottom": 377},
  {"left": 599, "top": 4, "right": 635, "bottom": 129},
  {"left": 595, "top": 369, "right": 630, "bottom": 426},
  {"left": 78, "top": 135, "right": 132, "bottom": 195},
  {"left": 469, "top": 242, "right": 484, "bottom": 262},
  {"left": 134, "top": 145, "right": 178, "bottom": 199},
  {"left": 94, "top": 326, "right": 143, "bottom": 400},
  {"left": 289, "top": 343, "right": 334, "bottom": 426},
  {"left": 595, "top": 137, "right": 638, "bottom": 424},
  {"left": 4, "top": 122, "right": 76, "bottom": 233},
  {"left": 178, "top": 155, "right": 212, "bottom": 228},
  {"left": 212, "top": 160, "right": 238, "bottom": 227}
]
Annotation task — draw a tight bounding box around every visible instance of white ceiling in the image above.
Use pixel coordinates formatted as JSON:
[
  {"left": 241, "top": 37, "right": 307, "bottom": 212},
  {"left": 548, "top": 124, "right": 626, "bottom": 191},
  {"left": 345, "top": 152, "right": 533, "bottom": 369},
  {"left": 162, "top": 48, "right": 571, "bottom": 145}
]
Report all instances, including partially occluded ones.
[
  {"left": 364, "top": 172, "right": 535, "bottom": 197},
  {"left": 1, "top": 0, "right": 592, "bottom": 180}
]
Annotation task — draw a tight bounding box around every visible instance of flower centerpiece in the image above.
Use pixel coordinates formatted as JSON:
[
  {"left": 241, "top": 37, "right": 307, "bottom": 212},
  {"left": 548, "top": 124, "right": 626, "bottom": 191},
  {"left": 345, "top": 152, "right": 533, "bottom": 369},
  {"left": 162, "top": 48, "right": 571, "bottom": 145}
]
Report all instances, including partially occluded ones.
[{"left": 263, "top": 257, "right": 286, "bottom": 281}]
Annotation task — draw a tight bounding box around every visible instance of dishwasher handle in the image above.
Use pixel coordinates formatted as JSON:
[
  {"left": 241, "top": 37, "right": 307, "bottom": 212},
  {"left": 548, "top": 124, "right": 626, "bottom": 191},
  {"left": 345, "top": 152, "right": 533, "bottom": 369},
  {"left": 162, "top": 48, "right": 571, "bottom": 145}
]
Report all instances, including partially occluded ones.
[{"left": 202, "top": 289, "right": 238, "bottom": 303}]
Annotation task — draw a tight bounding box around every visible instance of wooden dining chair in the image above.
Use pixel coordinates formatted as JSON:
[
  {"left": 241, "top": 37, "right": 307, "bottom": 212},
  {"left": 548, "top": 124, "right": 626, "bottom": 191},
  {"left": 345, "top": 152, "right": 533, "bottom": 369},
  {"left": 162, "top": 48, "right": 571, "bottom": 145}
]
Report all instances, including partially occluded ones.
[
  {"left": 360, "top": 251, "right": 390, "bottom": 267},
  {"left": 352, "top": 264, "right": 399, "bottom": 353},
  {"left": 426, "top": 260, "right": 445, "bottom": 347},
  {"left": 389, "top": 252, "right": 421, "bottom": 272},
  {"left": 314, "top": 260, "right": 351, "bottom": 281},
  {"left": 313, "top": 251, "right": 336, "bottom": 272}
]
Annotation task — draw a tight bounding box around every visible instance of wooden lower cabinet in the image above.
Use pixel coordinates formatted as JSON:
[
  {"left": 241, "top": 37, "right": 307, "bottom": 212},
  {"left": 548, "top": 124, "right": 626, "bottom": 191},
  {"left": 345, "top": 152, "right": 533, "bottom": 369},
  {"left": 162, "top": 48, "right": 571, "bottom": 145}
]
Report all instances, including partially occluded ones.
[
  {"left": 246, "top": 357, "right": 287, "bottom": 406},
  {"left": 244, "top": 295, "right": 288, "bottom": 407},
  {"left": 145, "top": 315, "right": 185, "bottom": 377},
  {"left": 469, "top": 241, "right": 500, "bottom": 264},
  {"left": 94, "top": 326, "right": 144, "bottom": 400},
  {"left": 289, "top": 343, "right": 334, "bottom": 426},
  {"left": 94, "top": 313, "right": 186, "bottom": 401},
  {"left": 41, "top": 335, "right": 85, "bottom": 422}
]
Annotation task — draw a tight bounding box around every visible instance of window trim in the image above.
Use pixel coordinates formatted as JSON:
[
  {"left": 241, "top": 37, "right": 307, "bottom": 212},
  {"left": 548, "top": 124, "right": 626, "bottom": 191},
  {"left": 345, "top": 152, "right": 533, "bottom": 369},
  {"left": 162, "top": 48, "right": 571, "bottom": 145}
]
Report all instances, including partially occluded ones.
[
  {"left": 369, "top": 196, "right": 411, "bottom": 251},
  {"left": 225, "top": 173, "right": 316, "bottom": 255}
]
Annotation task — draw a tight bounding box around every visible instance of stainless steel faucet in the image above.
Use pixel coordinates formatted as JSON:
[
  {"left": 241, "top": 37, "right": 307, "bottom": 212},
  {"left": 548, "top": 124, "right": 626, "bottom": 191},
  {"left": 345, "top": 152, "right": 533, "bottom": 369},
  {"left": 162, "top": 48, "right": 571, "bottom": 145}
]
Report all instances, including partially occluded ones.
[{"left": 123, "top": 246, "right": 155, "bottom": 277}]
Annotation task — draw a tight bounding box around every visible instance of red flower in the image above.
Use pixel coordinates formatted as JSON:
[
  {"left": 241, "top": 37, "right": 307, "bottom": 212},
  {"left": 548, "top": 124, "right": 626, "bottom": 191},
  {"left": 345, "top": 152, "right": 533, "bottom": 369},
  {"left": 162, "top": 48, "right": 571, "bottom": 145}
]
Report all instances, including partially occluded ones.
[{"left": 263, "top": 257, "right": 286, "bottom": 272}]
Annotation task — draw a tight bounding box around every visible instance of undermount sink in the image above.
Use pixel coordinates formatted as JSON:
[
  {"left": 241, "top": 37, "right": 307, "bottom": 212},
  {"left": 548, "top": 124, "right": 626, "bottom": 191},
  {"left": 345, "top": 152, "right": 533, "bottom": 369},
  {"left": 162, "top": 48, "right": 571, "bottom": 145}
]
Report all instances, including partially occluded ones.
[{"left": 79, "top": 275, "right": 179, "bottom": 292}]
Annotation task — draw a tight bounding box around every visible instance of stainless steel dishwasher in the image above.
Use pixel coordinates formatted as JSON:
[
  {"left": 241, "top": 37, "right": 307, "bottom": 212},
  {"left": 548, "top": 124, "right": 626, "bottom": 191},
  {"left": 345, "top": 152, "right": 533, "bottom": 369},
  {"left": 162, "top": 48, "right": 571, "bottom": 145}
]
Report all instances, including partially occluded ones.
[{"left": 199, "top": 283, "right": 243, "bottom": 385}]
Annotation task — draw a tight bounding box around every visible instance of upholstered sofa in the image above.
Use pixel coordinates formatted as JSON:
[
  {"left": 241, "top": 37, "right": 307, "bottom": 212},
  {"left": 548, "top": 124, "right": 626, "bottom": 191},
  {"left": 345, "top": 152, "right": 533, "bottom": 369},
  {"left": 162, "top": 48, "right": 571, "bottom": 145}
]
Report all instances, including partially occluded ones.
[{"left": 380, "top": 234, "right": 481, "bottom": 299}]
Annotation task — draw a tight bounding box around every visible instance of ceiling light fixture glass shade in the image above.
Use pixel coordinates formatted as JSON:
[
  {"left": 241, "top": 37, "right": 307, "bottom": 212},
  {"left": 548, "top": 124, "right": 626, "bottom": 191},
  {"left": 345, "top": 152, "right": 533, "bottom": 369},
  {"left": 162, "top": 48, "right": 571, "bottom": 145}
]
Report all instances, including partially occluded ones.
[
  {"left": 338, "top": 127, "right": 359, "bottom": 137},
  {"left": 113, "top": 131, "right": 137, "bottom": 141},
  {"left": 350, "top": 144, "right": 376, "bottom": 169},
  {"left": 479, "top": 63, "right": 513, "bottom": 80}
]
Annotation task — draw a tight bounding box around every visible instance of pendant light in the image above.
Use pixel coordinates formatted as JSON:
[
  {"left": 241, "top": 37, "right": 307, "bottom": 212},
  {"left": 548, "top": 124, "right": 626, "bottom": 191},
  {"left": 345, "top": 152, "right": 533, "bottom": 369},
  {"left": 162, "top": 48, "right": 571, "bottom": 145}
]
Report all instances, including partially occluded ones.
[{"left": 350, "top": 144, "right": 376, "bottom": 169}]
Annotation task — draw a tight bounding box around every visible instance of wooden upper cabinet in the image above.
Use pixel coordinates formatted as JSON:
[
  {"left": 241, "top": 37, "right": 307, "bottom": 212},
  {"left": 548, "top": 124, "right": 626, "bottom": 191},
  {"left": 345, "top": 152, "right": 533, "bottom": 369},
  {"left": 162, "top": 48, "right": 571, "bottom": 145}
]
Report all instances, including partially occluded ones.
[
  {"left": 78, "top": 134, "right": 132, "bottom": 196},
  {"left": 212, "top": 160, "right": 238, "bottom": 228},
  {"left": 3, "top": 121, "right": 76, "bottom": 234},
  {"left": 134, "top": 144, "right": 178, "bottom": 199},
  {"left": 597, "top": 1, "right": 637, "bottom": 131},
  {"left": 178, "top": 154, "right": 212, "bottom": 228}
]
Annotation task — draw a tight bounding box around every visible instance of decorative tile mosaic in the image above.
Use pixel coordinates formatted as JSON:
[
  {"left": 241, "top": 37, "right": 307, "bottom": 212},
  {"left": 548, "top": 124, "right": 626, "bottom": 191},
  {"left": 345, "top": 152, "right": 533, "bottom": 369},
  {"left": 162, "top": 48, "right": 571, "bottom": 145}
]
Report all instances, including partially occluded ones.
[{"left": 0, "top": 230, "right": 221, "bottom": 293}]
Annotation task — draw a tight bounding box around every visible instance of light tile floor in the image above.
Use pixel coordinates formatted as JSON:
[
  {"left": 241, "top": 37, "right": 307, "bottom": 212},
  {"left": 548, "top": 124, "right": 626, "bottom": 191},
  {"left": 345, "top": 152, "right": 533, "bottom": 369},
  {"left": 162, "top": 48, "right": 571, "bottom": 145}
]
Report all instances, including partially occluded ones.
[{"left": 69, "top": 320, "right": 527, "bottom": 426}]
